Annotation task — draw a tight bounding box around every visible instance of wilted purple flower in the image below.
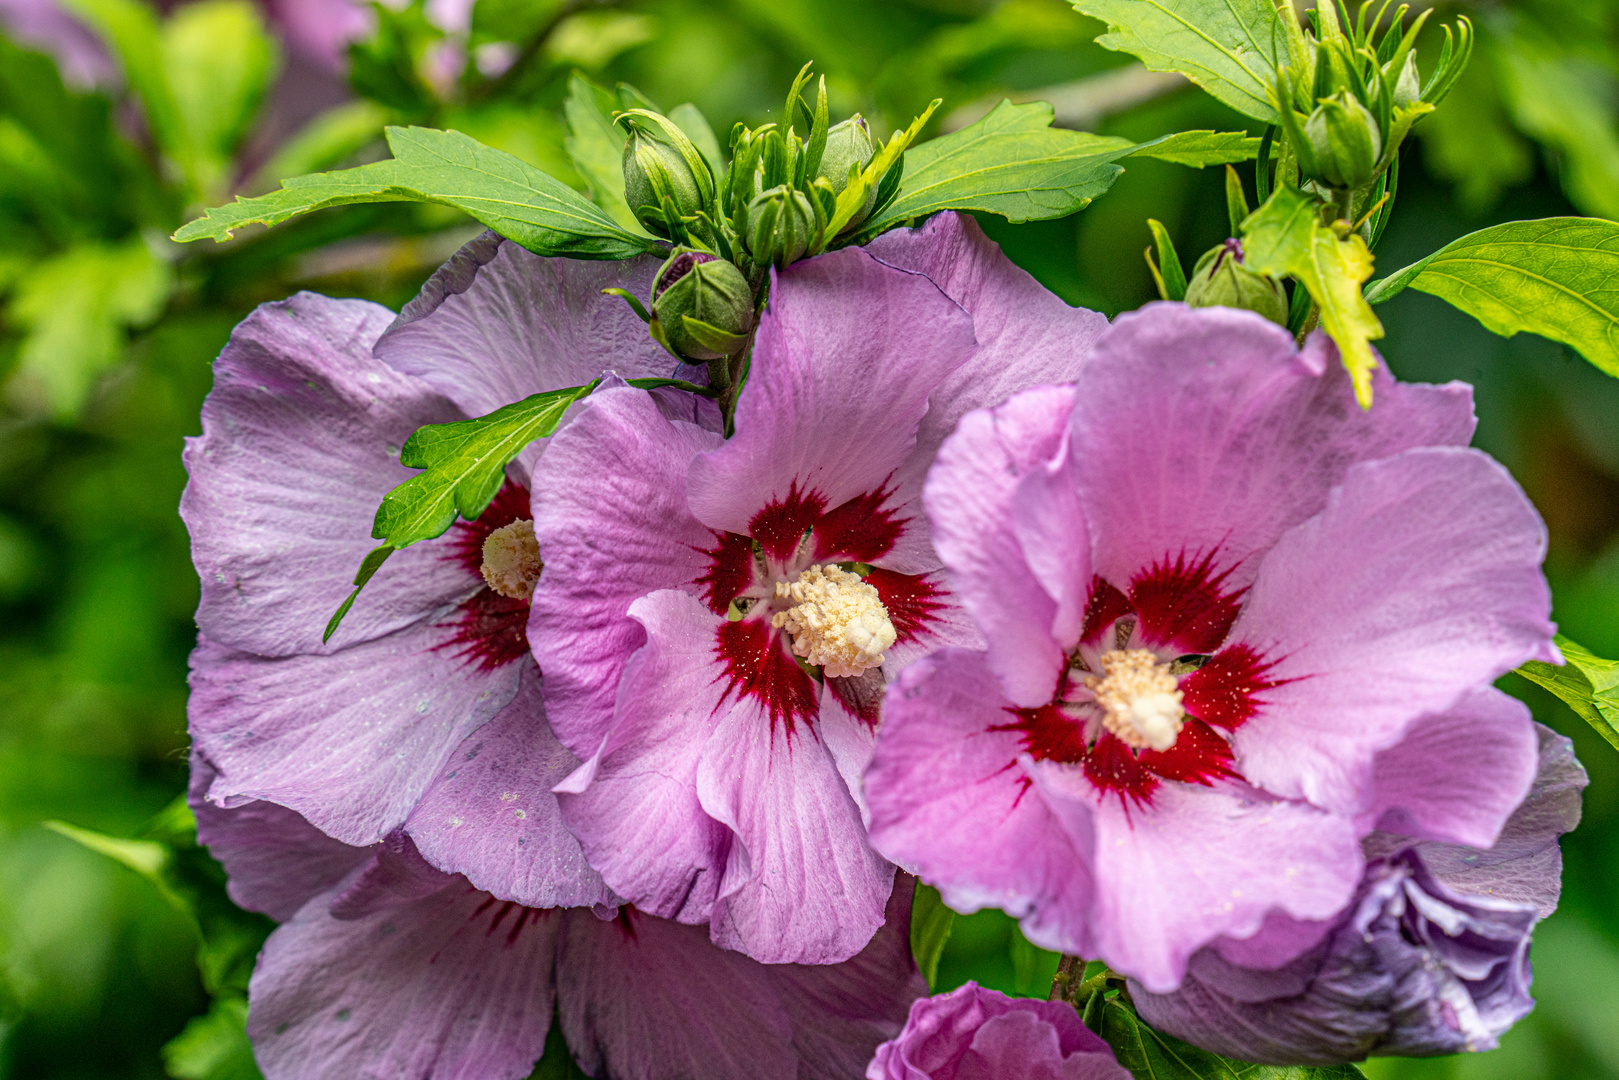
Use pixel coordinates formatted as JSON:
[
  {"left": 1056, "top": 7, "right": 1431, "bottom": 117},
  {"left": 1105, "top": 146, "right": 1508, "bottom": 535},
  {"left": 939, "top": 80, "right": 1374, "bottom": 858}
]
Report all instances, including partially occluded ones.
[
  {"left": 1131, "top": 724, "right": 1587, "bottom": 1064},
  {"left": 867, "top": 981, "right": 1131, "bottom": 1080},
  {"left": 865, "top": 303, "right": 1557, "bottom": 991},
  {"left": 191, "top": 741, "right": 926, "bottom": 1080},
  {"left": 184, "top": 233, "right": 698, "bottom": 868},
  {"left": 528, "top": 213, "right": 1108, "bottom": 964}
]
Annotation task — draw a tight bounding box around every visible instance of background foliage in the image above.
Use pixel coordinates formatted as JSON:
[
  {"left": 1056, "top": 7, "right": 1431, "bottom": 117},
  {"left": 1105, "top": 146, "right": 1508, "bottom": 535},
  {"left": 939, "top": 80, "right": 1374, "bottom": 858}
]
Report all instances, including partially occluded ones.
[{"left": 0, "top": 0, "right": 1616, "bottom": 1077}]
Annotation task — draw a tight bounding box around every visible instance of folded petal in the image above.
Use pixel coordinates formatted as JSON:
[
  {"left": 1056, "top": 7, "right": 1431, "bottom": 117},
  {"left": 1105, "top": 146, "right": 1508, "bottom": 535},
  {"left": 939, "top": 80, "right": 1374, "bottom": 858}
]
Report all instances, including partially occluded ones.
[
  {"left": 188, "top": 751, "right": 370, "bottom": 921},
  {"left": 182, "top": 292, "right": 470, "bottom": 657},
  {"left": 189, "top": 631, "right": 519, "bottom": 846},
  {"left": 405, "top": 664, "right": 616, "bottom": 910},
  {"left": 554, "top": 589, "right": 733, "bottom": 925},
  {"left": 248, "top": 840, "right": 559, "bottom": 1080},
  {"left": 922, "top": 385, "right": 1080, "bottom": 707},
  {"left": 866, "top": 649, "right": 1095, "bottom": 957},
  {"left": 1231, "top": 447, "right": 1556, "bottom": 814},
  {"left": 555, "top": 908, "right": 796, "bottom": 1080},
  {"left": 1069, "top": 305, "right": 1475, "bottom": 593},
  {"left": 698, "top": 691, "right": 895, "bottom": 964},
  {"left": 686, "top": 248, "right": 975, "bottom": 543},
  {"left": 1359, "top": 686, "right": 1537, "bottom": 848},
  {"left": 530, "top": 385, "right": 721, "bottom": 759}
]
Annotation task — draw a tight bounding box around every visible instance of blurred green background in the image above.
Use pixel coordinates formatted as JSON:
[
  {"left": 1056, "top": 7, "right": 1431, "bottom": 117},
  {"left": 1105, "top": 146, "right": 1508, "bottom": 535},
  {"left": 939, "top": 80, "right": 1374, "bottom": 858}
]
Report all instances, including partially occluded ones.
[{"left": 0, "top": 0, "right": 1615, "bottom": 1076}]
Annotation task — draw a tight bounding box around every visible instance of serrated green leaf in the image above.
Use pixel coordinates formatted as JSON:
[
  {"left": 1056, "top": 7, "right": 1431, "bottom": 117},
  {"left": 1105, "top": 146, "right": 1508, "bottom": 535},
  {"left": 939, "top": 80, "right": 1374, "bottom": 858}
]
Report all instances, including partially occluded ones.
[
  {"left": 1241, "top": 185, "right": 1382, "bottom": 406},
  {"left": 1128, "top": 129, "right": 1262, "bottom": 167},
  {"left": 174, "top": 126, "right": 661, "bottom": 259},
  {"left": 563, "top": 74, "right": 644, "bottom": 234},
  {"left": 1363, "top": 217, "right": 1619, "bottom": 380},
  {"left": 1097, "top": 996, "right": 1366, "bottom": 1080},
  {"left": 163, "top": 996, "right": 262, "bottom": 1080},
  {"left": 256, "top": 100, "right": 389, "bottom": 185},
  {"left": 1071, "top": 0, "right": 1304, "bottom": 123},
  {"left": 1518, "top": 634, "right": 1619, "bottom": 753},
  {"left": 910, "top": 883, "right": 955, "bottom": 990}
]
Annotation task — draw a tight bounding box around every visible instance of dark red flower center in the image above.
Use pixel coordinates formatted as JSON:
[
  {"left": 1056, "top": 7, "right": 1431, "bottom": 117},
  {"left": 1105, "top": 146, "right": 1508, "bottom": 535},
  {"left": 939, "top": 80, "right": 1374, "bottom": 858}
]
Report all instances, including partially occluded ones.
[
  {"left": 437, "top": 481, "right": 534, "bottom": 671},
  {"left": 999, "top": 550, "right": 1284, "bottom": 807}
]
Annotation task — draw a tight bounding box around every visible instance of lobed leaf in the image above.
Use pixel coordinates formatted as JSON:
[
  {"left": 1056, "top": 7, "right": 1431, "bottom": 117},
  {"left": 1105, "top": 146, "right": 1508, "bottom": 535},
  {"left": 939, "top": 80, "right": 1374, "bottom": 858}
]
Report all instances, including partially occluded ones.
[
  {"left": 1128, "top": 129, "right": 1262, "bottom": 167},
  {"left": 562, "top": 74, "right": 645, "bottom": 234},
  {"left": 1365, "top": 217, "right": 1619, "bottom": 380},
  {"left": 1518, "top": 634, "right": 1619, "bottom": 753},
  {"left": 1242, "top": 185, "right": 1382, "bottom": 406},
  {"left": 174, "top": 126, "right": 661, "bottom": 259}
]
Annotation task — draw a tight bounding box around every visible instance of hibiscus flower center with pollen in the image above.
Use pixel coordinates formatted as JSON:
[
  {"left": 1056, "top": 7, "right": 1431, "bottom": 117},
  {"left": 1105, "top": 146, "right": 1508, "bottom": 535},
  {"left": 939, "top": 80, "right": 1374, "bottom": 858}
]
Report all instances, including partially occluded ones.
[
  {"left": 1085, "top": 648, "right": 1185, "bottom": 752},
  {"left": 770, "top": 564, "right": 898, "bottom": 678},
  {"left": 480, "top": 519, "right": 543, "bottom": 601}
]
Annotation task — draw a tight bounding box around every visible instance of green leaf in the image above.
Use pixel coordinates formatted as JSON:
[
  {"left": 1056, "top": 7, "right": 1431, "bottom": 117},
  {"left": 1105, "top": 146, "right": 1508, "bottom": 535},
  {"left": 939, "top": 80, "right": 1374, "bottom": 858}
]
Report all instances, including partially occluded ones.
[
  {"left": 61, "top": 0, "right": 180, "bottom": 153},
  {"left": 669, "top": 102, "right": 724, "bottom": 179},
  {"left": 1071, "top": 0, "right": 1303, "bottom": 123},
  {"left": 1127, "top": 129, "right": 1263, "bottom": 167},
  {"left": 910, "top": 883, "right": 955, "bottom": 990},
  {"left": 5, "top": 239, "right": 174, "bottom": 419},
  {"left": 1518, "top": 634, "right": 1619, "bottom": 753},
  {"left": 1096, "top": 995, "right": 1366, "bottom": 1080},
  {"left": 860, "top": 100, "right": 1139, "bottom": 234},
  {"left": 163, "top": 996, "right": 262, "bottom": 1080},
  {"left": 256, "top": 100, "right": 390, "bottom": 185},
  {"left": 174, "top": 126, "right": 661, "bottom": 259},
  {"left": 1146, "top": 218, "right": 1187, "bottom": 300},
  {"left": 161, "top": 0, "right": 277, "bottom": 201},
  {"left": 562, "top": 74, "right": 645, "bottom": 234},
  {"left": 527, "top": 1015, "right": 589, "bottom": 1079},
  {"left": 1363, "top": 217, "right": 1619, "bottom": 380},
  {"left": 826, "top": 100, "right": 940, "bottom": 240},
  {"left": 1241, "top": 185, "right": 1382, "bottom": 406}
]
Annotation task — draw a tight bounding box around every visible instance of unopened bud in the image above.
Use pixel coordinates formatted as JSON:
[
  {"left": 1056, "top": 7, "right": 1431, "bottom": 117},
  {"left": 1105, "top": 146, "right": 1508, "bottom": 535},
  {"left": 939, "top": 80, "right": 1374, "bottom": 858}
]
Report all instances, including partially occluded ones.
[
  {"left": 651, "top": 249, "right": 753, "bottom": 360},
  {"left": 1184, "top": 239, "right": 1288, "bottom": 326},
  {"left": 741, "top": 185, "right": 818, "bottom": 268},
  {"left": 1304, "top": 91, "right": 1383, "bottom": 190},
  {"left": 817, "top": 115, "right": 878, "bottom": 230},
  {"left": 1390, "top": 52, "right": 1421, "bottom": 110},
  {"left": 621, "top": 114, "right": 714, "bottom": 237}
]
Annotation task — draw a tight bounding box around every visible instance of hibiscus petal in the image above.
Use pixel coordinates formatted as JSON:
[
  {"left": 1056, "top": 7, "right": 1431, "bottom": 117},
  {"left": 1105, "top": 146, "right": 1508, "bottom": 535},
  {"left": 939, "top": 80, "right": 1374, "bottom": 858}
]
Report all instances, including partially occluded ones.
[
  {"left": 553, "top": 589, "right": 733, "bottom": 926},
  {"left": 1230, "top": 446, "right": 1556, "bottom": 815},
  {"left": 530, "top": 386, "right": 722, "bottom": 759},
  {"left": 1069, "top": 305, "right": 1475, "bottom": 593},
  {"left": 1358, "top": 686, "right": 1538, "bottom": 848},
  {"left": 865, "top": 649, "right": 1095, "bottom": 957},
  {"left": 248, "top": 841, "right": 559, "bottom": 1080},
  {"left": 697, "top": 689, "right": 895, "bottom": 964},
  {"left": 555, "top": 908, "right": 797, "bottom": 1080},
  {"left": 686, "top": 247, "right": 975, "bottom": 545},
  {"left": 406, "top": 664, "right": 617, "bottom": 910},
  {"left": 923, "top": 385, "right": 1080, "bottom": 707},
  {"left": 189, "top": 631, "right": 519, "bottom": 846},
  {"left": 189, "top": 752, "right": 370, "bottom": 922},
  {"left": 1064, "top": 774, "right": 1362, "bottom": 993},
  {"left": 181, "top": 292, "right": 470, "bottom": 658}
]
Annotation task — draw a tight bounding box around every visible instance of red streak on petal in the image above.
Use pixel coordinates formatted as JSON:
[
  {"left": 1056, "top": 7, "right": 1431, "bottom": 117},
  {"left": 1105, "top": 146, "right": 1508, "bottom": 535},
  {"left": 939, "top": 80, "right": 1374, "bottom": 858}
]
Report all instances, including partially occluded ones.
[
  {"left": 749, "top": 483, "right": 825, "bottom": 562},
  {"left": 996, "top": 704, "right": 1088, "bottom": 764},
  {"left": 695, "top": 530, "right": 755, "bottom": 615},
  {"left": 867, "top": 568, "right": 945, "bottom": 645},
  {"left": 826, "top": 669, "right": 885, "bottom": 727},
  {"left": 1080, "top": 576, "right": 1133, "bottom": 647},
  {"left": 1180, "top": 644, "right": 1284, "bottom": 731},
  {"left": 1083, "top": 733, "right": 1159, "bottom": 806},
  {"left": 813, "top": 484, "right": 904, "bottom": 563},
  {"left": 1128, "top": 550, "right": 1243, "bottom": 654},
  {"left": 438, "top": 588, "right": 531, "bottom": 671},
  {"left": 714, "top": 618, "right": 820, "bottom": 735},
  {"left": 1138, "top": 718, "right": 1236, "bottom": 786}
]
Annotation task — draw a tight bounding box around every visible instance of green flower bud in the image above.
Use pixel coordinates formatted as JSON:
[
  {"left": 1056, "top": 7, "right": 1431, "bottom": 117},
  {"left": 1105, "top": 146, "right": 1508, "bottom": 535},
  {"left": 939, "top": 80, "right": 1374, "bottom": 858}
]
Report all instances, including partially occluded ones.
[
  {"left": 621, "top": 113, "right": 715, "bottom": 238},
  {"left": 1303, "top": 91, "right": 1383, "bottom": 190},
  {"left": 741, "top": 185, "right": 818, "bottom": 268},
  {"left": 650, "top": 249, "right": 754, "bottom": 360},
  {"left": 816, "top": 115, "right": 878, "bottom": 230},
  {"left": 1184, "top": 239, "right": 1288, "bottom": 326},
  {"left": 1390, "top": 51, "right": 1421, "bottom": 110}
]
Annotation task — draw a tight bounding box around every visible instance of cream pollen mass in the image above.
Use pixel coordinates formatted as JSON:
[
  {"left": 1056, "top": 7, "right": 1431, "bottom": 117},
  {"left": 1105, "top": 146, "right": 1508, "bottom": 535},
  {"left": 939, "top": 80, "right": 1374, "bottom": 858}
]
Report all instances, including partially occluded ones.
[
  {"left": 1085, "top": 649, "right": 1185, "bottom": 752},
  {"left": 480, "top": 519, "right": 543, "bottom": 601},
  {"left": 770, "top": 564, "right": 897, "bottom": 678}
]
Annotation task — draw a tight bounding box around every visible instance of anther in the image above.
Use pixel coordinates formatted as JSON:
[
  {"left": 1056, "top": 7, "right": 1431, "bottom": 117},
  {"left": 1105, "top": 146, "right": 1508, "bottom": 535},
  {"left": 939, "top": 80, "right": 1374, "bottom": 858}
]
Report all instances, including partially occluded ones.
[
  {"left": 1084, "top": 649, "right": 1184, "bottom": 752},
  {"left": 770, "top": 564, "right": 897, "bottom": 678}
]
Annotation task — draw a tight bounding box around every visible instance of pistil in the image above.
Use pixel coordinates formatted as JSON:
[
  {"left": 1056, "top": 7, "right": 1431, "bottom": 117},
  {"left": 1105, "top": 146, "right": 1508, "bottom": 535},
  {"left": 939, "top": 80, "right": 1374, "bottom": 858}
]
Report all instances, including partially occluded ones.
[
  {"left": 771, "top": 564, "right": 897, "bottom": 678},
  {"left": 1084, "top": 649, "right": 1184, "bottom": 751},
  {"left": 480, "top": 519, "right": 543, "bottom": 601}
]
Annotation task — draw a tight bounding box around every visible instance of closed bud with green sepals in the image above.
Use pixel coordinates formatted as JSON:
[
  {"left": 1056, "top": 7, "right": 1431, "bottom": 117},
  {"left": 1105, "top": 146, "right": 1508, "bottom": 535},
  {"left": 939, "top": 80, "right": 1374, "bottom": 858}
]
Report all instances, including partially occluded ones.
[
  {"left": 1303, "top": 90, "right": 1383, "bottom": 191},
  {"left": 741, "top": 184, "right": 819, "bottom": 269},
  {"left": 816, "top": 115, "right": 878, "bottom": 231},
  {"left": 620, "top": 110, "right": 716, "bottom": 238},
  {"left": 1184, "top": 238, "right": 1289, "bottom": 327},
  {"left": 650, "top": 248, "right": 754, "bottom": 360}
]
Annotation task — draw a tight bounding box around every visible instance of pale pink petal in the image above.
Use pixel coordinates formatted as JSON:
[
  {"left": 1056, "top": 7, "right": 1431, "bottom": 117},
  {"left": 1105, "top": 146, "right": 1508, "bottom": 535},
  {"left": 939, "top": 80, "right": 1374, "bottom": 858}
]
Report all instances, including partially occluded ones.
[
  {"left": 1231, "top": 447, "right": 1556, "bottom": 815},
  {"left": 1070, "top": 305, "right": 1475, "bottom": 592}
]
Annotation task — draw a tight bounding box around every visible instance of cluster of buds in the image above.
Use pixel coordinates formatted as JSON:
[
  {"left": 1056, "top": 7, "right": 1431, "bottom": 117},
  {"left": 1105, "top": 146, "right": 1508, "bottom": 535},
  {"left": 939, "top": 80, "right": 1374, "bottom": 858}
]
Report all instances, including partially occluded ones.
[
  {"left": 1271, "top": 2, "right": 1472, "bottom": 220},
  {"left": 614, "top": 65, "right": 926, "bottom": 371}
]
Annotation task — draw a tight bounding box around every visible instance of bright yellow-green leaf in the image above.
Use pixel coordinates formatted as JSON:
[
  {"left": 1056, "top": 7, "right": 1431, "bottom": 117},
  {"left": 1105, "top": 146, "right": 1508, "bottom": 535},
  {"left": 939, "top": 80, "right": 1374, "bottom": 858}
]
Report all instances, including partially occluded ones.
[{"left": 1518, "top": 634, "right": 1619, "bottom": 753}]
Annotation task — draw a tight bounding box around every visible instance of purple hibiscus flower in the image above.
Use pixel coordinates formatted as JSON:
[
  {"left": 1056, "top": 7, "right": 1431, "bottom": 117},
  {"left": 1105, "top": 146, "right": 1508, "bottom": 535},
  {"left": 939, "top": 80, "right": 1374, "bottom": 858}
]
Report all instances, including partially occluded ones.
[
  {"left": 183, "top": 232, "right": 706, "bottom": 886},
  {"left": 191, "top": 737, "right": 926, "bottom": 1080},
  {"left": 528, "top": 212, "right": 1109, "bottom": 965},
  {"left": 864, "top": 302, "right": 1558, "bottom": 991},
  {"left": 1132, "top": 723, "right": 1587, "bottom": 1063},
  {"left": 867, "top": 981, "right": 1131, "bottom": 1080}
]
